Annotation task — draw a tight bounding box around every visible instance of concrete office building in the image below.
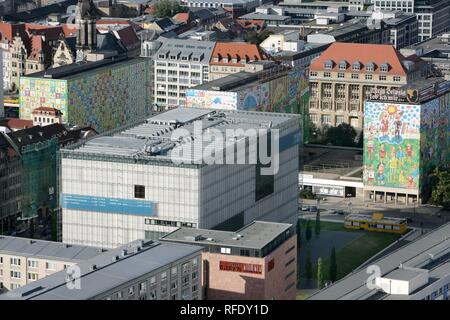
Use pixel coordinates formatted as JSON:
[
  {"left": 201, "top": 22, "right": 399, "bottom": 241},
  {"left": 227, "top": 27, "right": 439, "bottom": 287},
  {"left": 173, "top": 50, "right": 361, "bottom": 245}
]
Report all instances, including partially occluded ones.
[
  {"left": 59, "top": 107, "right": 301, "bottom": 248},
  {"left": 308, "top": 42, "right": 428, "bottom": 129},
  {"left": 308, "top": 222, "right": 450, "bottom": 300},
  {"left": 373, "top": 0, "right": 450, "bottom": 42},
  {"left": 153, "top": 39, "right": 215, "bottom": 109},
  {"left": 401, "top": 33, "right": 450, "bottom": 77},
  {"left": 370, "top": 10, "right": 419, "bottom": 49},
  {"left": 0, "top": 240, "right": 203, "bottom": 300},
  {"left": 0, "top": 236, "right": 103, "bottom": 292},
  {"left": 161, "top": 221, "right": 297, "bottom": 300}
]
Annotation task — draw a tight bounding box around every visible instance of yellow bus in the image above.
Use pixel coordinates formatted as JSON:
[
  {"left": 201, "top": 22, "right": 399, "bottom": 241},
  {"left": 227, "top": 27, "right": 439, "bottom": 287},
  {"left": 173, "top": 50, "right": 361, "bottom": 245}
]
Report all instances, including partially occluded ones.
[{"left": 344, "top": 213, "right": 408, "bottom": 234}]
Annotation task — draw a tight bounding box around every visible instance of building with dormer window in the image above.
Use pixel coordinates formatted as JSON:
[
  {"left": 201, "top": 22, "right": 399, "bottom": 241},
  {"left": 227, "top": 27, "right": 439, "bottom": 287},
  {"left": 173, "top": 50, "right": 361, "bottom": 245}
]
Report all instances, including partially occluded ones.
[{"left": 308, "top": 42, "right": 428, "bottom": 130}]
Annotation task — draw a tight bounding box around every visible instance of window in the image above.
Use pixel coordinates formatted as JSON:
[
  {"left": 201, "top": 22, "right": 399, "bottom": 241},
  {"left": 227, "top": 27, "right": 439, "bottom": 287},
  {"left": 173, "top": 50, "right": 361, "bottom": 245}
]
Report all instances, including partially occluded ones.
[
  {"left": 171, "top": 280, "right": 177, "bottom": 290},
  {"left": 352, "top": 62, "right": 360, "bottom": 71},
  {"left": 339, "top": 61, "right": 347, "bottom": 70},
  {"left": 0, "top": 257, "right": 2, "bottom": 264},
  {"left": 10, "top": 271, "right": 21, "bottom": 279},
  {"left": 171, "top": 267, "right": 177, "bottom": 276},
  {"left": 393, "top": 76, "right": 401, "bottom": 82},
  {"left": 310, "top": 71, "right": 318, "bottom": 77},
  {"left": 220, "top": 247, "right": 231, "bottom": 254},
  {"left": 366, "top": 63, "right": 374, "bottom": 72},
  {"left": 192, "top": 258, "right": 198, "bottom": 267},
  {"left": 379, "top": 75, "right": 387, "bottom": 81},
  {"left": 192, "top": 271, "right": 198, "bottom": 280},
  {"left": 134, "top": 185, "right": 145, "bottom": 199},
  {"left": 150, "top": 276, "right": 156, "bottom": 285},
  {"left": 128, "top": 286, "right": 135, "bottom": 296},
  {"left": 182, "top": 263, "right": 189, "bottom": 274},
  {"left": 46, "top": 262, "right": 57, "bottom": 270},
  {"left": 365, "top": 74, "right": 372, "bottom": 80},
  {"left": 139, "top": 282, "right": 147, "bottom": 294},
  {"left": 28, "top": 273, "right": 38, "bottom": 281},
  {"left": 351, "top": 73, "right": 359, "bottom": 79},
  {"left": 161, "top": 271, "right": 167, "bottom": 281},
  {"left": 323, "top": 72, "right": 331, "bottom": 78},
  {"left": 321, "top": 114, "right": 331, "bottom": 124},
  {"left": 324, "top": 60, "right": 333, "bottom": 69},
  {"left": 337, "top": 72, "right": 345, "bottom": 78},
  {"left": 28, "top": 260, "right": 38, "bottom": 268},
  {"left": 380, "top": 63, "right": 389, "bottom": 72},
  {"left": 10, "top": 258, "right": 21, "bottom": 266}
]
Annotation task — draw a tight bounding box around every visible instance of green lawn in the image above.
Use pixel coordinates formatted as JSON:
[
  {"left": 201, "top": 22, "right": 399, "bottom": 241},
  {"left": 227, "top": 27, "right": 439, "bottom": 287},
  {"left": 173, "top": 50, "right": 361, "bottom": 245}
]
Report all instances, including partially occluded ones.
[
  {"left": 299, "top": 218, "right": 402, "bottom": 281},
  {"left": 314, "top": 231, "right": 401, "bottom": 280}
]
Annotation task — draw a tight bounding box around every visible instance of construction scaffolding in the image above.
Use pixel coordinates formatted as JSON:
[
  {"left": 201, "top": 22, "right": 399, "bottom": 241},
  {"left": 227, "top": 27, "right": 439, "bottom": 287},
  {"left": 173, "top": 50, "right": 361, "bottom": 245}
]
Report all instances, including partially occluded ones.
[{"left": 20, "top": 137, "right": 58, "bottom": 220}]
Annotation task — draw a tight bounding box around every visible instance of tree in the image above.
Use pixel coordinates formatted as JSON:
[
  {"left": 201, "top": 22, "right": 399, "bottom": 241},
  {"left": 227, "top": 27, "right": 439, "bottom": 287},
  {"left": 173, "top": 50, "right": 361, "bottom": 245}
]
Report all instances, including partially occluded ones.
[
  {"left": 244, "top": 29, "right": 273, "bottom": 45},
  {"left": 315, "top": 211, "right": 321, "bottom": 236},
  {"left": 305, "top": 220, "right": 312, "bottom": 241},
  {"left": 329, "top": 247, "right": 337, "bottom": 282},
  {"left": 153, "top": 0, "right": 186, "bottom": 18},
  {"left": 324, "top": 123, "right": 358, "bottom": 147},
  {"left": 305, "top": 243, "right": 313, "bottom": 281},
  {"left": 317, "top": 257, "right": 325, "bottom": 289},
  {"left": 430, "top": 168, "right": 450, "bottom": 209},
  {"left": 296, "top": 219, "right": 302, "bottom": 248}
]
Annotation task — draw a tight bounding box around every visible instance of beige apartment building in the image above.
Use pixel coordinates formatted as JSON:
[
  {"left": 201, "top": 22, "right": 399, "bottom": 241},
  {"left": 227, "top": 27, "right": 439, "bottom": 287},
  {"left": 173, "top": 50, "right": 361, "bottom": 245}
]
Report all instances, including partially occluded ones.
[
  {"left": 0, "top": 236, "right": 103, "bottom": 292},
  {"left": 308, "top": 42, "right": 428, "bottom": 130}
]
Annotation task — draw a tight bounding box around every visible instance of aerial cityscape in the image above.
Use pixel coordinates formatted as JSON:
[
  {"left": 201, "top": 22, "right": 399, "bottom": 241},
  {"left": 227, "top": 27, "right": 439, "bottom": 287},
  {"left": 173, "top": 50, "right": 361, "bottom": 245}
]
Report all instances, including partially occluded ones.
[{"left": 0, "top": 0, "right": 449, "bottom": 308}]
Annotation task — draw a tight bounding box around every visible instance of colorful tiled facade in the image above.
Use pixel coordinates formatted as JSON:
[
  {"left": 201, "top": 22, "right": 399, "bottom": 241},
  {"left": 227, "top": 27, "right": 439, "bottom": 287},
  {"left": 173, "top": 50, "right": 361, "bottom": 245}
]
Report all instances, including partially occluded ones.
[{"left": 19, "top": 58, "right": 150, "bottom": 133}]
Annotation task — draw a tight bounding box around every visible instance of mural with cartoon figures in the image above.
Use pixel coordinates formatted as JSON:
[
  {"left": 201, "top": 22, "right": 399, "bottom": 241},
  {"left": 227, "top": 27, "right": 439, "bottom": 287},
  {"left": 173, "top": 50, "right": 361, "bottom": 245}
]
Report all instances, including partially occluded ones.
[{"left": 363, "top": 102, "right": 421, "bottom": 190}]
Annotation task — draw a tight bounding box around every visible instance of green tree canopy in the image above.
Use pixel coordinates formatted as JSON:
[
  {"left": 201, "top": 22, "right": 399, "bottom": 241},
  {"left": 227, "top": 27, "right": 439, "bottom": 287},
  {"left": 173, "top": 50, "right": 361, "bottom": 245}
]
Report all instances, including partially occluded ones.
[
  {"left": 430, "top": 168, "right": 450, "bottom": 209},
  {"left": 324, "top": 123, "right": 358, "bottom": 147},
  {"left": 317, "top": 257, "right": 325, "bottom": 289},
  {"left": 153, "top": 0, "right": 186, "bottom": 18}
]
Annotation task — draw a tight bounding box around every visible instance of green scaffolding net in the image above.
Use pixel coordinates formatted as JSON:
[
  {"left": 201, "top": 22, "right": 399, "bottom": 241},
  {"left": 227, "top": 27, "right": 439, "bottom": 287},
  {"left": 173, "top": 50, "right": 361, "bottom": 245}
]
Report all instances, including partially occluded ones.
[{"left": 20, "top": 137, "right": 58, "bottom": 220}]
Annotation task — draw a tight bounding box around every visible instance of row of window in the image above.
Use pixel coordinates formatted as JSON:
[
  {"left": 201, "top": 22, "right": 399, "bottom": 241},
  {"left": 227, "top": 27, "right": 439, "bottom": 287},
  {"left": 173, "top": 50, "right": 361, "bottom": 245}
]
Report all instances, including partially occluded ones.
[
  {"left": 0, "top": 257, "right": 60, "bottom": 270},
  {"left": 313, "top": 71, "right": 401, "bottom": 82}
]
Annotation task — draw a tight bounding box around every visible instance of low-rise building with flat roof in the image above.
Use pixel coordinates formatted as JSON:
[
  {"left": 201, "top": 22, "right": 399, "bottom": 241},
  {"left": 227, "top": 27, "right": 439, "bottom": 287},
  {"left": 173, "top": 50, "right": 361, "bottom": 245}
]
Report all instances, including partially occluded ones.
[
  {"left": 0, "top": 240, "right": 203, "bottom": 300},
  {"left": 0, "top": 236, "right": 104, "bottom": 292},
  {"left": 161, "top": 221, "right": 297, "bottom": 300}
]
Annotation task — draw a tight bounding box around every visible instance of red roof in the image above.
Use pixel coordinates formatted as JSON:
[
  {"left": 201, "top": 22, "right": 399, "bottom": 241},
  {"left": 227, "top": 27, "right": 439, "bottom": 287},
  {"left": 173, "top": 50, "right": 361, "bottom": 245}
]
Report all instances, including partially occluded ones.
[
  {"left": 114, "top": 26, "right": 139, "bottom": 48},
  {"left": 172, "top": 12, "right": 192, "bottom": 24},
  {"left": 211, "top": 42, "right": 268, "bottom": 66},
  {"left": 310, "top": 42, "right": 412, "bottom": 76},
  {"left": 236, "top": 19, "right": 265, "bottom": 30},
  {"left": 32, "top": 107, "right": 62, "bottom": 116},
  {"left": 0, "top": 118, "right": 34, "bottom": 130}
]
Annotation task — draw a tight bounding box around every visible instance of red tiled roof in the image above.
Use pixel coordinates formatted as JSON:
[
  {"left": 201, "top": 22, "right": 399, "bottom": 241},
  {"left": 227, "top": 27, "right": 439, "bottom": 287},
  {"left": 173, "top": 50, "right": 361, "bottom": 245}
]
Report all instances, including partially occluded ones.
[
  {"left": 236, "top": 19, "right": 265, "bottom": 29},
  {"left": 0, "top": 22, "right": 27, "bottom": 43},
  {"left": 211, "top": 42, "right": 268, "bottom": 66},
  {"left": 32, "top": 107, "right": 62, "bottom": 115},
  {"left": 310, "top": 42, "right": 411, "bottom": 75},
  {"left": 172, "top": 12, "right": 191, "bottom": 24},
  {"left": 0, "top": 118, "right": 34, "bottom": 130}
]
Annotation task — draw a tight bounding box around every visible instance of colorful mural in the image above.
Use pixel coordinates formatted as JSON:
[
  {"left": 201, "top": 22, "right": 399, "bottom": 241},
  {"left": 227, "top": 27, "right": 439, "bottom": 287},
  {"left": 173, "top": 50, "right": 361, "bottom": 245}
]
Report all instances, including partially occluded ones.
[
  {"left": 185, "top": 90, "right": 238, "bottom": 110},
  {"left": 20, "top": 78, "right": 68, "bottom": 121},
  {"left": 363, "top": 102, "right": 421, "bottom": 190},
  {"left": 19, "top": 59, "right": 150, "bottom": 133}
]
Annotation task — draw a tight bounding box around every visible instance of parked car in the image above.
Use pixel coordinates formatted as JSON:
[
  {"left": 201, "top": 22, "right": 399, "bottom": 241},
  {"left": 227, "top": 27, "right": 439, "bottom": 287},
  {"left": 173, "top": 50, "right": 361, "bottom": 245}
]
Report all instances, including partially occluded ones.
[
  {"left": 309, "top": 206, "right": 318, "bottom": 212},
  {"left": 336, "top": 210, "right": 345, "bottom": 215},
  {"left": 406, "top": 217, "right": 413, "bottom": 223},
  {"left": 301, "top": 205, "right": 310, "bottom": 211}
]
